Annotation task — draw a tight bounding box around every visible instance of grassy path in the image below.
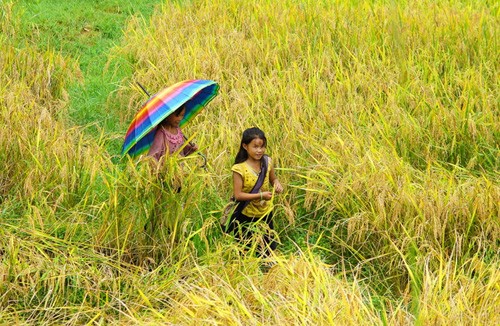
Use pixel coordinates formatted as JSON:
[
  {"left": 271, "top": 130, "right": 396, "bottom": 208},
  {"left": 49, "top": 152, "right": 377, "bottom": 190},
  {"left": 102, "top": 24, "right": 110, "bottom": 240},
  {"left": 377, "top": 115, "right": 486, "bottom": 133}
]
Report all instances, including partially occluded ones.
[{"left": 15, "top": 0, "right": 160, "bottom": 139}]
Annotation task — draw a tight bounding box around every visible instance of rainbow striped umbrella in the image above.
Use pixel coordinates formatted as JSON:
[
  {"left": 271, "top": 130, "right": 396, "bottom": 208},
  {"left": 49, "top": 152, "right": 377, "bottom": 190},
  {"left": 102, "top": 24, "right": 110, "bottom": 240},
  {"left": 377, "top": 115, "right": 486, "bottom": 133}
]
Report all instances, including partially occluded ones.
[{"left": 122, "top": 79, "right": 219, "bottom": 157}]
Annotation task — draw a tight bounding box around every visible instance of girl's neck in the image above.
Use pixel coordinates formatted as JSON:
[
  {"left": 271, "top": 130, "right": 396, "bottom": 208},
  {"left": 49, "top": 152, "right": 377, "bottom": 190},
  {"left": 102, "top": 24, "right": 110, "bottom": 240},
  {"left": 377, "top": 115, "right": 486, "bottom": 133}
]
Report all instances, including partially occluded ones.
[
  {"left": 246, "top": 156, "right": 261, "bottom": 163},
  {"left": 245, "top": 157, "right": 261, "bottom": 169},
  {"left": 162, "top": 125, "right": 178, "bottom": 134}
]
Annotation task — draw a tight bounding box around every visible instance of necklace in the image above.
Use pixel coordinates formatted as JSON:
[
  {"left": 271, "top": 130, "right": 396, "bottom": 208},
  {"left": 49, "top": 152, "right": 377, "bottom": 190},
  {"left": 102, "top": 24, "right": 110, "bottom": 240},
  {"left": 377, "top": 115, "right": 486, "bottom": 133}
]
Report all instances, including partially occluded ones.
[
  {"left": 246, "top": 162, "right": 261, "bottom": 177},
  {"left": 162, "top": 127, "right": 183, "bottom": 145}
]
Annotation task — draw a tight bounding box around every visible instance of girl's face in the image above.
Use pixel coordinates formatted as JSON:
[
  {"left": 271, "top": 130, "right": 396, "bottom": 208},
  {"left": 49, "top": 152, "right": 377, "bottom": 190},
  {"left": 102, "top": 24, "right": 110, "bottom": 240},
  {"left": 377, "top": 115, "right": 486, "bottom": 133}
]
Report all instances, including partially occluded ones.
[
  {"left": 243, "top": 137, "right": 266, "bottom": 161},
  {"left": 164, "top": 107, "right": 185, "bottom": 128}
]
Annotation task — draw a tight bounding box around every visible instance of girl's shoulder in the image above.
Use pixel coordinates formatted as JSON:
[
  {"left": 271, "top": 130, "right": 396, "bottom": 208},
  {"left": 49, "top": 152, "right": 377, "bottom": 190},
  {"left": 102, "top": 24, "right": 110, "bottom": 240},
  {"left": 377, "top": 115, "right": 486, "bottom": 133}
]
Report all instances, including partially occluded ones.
[
  {"left": 264, "top": 155, "right": 273, "bottom": 166},
  {"left": 231, "top": 161, "right": 247, "bottom": 175},
  {"left": 231, "top": 161, "right": 247, "bottom": 169}
]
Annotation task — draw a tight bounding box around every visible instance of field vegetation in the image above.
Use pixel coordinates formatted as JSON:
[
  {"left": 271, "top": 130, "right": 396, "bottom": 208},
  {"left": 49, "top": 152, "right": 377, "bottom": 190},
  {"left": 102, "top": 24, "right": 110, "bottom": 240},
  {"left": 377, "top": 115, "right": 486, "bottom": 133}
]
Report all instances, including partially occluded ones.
[{"left": 1, "top": 0, "right": 498, "bottom": 324}]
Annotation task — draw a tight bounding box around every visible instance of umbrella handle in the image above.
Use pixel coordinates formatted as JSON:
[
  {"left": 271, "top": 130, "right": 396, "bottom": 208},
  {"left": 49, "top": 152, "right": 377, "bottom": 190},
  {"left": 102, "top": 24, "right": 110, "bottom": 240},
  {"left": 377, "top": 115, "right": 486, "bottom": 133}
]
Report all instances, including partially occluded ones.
[{"left": 197, "top": 152, "right": 208, "bottom": 170}]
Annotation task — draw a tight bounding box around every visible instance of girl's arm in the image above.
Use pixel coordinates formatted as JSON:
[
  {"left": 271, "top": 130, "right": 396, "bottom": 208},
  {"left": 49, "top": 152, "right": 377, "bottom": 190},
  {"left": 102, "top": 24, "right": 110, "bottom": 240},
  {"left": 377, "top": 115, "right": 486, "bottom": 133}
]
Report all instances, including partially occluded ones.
[
  {"left": 233, "top": 171, "right": 272, "bottom": 201},
  {"left": 148, "top": 130, "right": 166, "bottom": 161},
  {"left": 180, "top": 129, "right": 198, "bottom": 156},
  {"left": 268, "top": 158, "right": 284, "bottom": 193},
  {"left": 182, "top": 142, "right": 198, "bottom": 156}
]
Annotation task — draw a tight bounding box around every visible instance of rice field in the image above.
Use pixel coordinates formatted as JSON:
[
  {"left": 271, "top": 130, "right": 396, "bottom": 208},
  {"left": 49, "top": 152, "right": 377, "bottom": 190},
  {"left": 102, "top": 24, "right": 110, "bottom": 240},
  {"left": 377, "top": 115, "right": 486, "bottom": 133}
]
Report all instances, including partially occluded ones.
[{"left": 1, "top": 0, "right": 499, "bottom": 324}]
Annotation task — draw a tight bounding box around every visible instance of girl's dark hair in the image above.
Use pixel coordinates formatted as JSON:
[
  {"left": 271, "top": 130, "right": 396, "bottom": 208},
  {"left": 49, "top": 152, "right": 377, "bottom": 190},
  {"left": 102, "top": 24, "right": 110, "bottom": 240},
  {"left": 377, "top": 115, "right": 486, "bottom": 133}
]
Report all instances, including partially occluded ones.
[
  {"left": 234, "top": 127, "right": 267, "bottom": 164},
  {"left": 173, "top": 104, "right": 186, "bottom": 116},
  {"left": 159, "top": 104, "right": 185, "bottom": 127}
]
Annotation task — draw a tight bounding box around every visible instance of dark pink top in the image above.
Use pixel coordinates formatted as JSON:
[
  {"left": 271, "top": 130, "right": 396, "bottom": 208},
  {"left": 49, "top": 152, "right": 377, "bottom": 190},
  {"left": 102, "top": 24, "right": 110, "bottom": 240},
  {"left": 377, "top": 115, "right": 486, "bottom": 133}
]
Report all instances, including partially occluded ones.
[{"left": 148, "top": 127, "right": 195, "bottom": 160}]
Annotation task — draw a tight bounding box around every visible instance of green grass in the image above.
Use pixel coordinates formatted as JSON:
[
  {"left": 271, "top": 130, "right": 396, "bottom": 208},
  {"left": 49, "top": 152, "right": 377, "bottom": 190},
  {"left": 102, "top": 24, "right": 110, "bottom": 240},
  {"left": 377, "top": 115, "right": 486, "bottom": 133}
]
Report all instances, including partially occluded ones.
[{"left": 15, "top": 0, "right": 159, "bottom": 143}]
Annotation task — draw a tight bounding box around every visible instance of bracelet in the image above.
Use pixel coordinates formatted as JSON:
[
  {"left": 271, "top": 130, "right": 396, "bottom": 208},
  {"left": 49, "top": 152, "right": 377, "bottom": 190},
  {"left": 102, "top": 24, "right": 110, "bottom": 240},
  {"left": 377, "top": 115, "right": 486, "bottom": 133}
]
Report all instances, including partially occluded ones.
[{"left": 259, "top": 191, "right": 263, "bottom": 200}]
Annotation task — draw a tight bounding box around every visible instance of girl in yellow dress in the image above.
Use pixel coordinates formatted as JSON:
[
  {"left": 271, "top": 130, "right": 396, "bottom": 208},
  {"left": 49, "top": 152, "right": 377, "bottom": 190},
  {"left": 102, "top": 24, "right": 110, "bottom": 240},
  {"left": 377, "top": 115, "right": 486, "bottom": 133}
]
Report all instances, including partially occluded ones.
[{"left": 228, "top": 127, "right": 283, "bottom": 256}]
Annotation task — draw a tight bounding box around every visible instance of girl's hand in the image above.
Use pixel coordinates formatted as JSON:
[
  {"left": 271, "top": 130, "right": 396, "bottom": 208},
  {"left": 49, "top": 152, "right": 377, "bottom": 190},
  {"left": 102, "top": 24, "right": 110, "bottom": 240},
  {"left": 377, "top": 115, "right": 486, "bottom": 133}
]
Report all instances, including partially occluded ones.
[
  {"left": 273, "top": 180, "right": 284, "bottom": 193},
  {"left": 261, "top": 191, "right": 273, "bottom": 201},
  {"left": 184, "top": 143, "right": 198, "bottom": 156}
]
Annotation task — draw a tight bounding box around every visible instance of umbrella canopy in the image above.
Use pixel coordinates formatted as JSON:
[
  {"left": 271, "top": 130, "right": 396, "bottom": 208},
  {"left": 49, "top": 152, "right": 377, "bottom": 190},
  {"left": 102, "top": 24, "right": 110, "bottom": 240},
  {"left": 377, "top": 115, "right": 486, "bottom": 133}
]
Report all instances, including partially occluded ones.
[{"left": 122, "top": 79, "right": 219, "bottom": 157}]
